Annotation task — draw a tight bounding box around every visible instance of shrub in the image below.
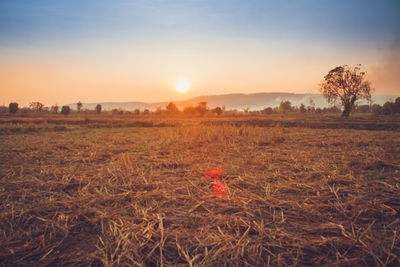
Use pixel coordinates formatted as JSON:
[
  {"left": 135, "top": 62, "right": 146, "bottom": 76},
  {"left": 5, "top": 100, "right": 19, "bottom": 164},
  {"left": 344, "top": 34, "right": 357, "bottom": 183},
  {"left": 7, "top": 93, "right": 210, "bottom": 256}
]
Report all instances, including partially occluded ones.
[
  {"left": 262, "top": 107, "right": 273, "bottom": 115},
  {"left": 299, "top": 104, "right": 306, "bottom": 113},
  {"left": 382, "top": 102, "right": 394, "bottom": 115},
  {"left": 196, "top": 102, "right": 208, "bottom": 116},
  {"left": 371, "top": 104, "right": 382, "bottom": 115},
  {"left": 212, "top": 107, "right": 223, "bottom": 116},
  {"left": 354, "top": 105, "right": 370, "bottom": 113},
  {"left": 394, "top": 97, "right": 400, "bottom": 114},
  {"left": 183, "top": 106, "right": 196, "bottom": 115},
  {"left": 0, "top": 106, "right": 7, "bottom": 114},
  {"left": 112, "top": 109, "right": 123, "bottom": 115},
  {"left": 279, "top": 101, "right": 292, "bottom": 113},
  {"left": 9, "top": 102, "right": 18, "bottom": 114},
  {"left": 61, "top": 106, "right": 71, "bottom": 116},
  {"left": 95, "top": 104, "right": 102, "bottom": 115},
  {"left": 166, "top": 102, "right": 179, "bottom": 114}
]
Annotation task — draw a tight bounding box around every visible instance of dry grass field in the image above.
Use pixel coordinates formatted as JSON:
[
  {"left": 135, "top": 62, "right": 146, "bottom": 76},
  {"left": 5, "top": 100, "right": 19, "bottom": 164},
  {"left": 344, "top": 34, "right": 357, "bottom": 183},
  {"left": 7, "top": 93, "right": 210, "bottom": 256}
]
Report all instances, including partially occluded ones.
[{"left": 0, "top": 115, "right": 399, "bottom": 266}]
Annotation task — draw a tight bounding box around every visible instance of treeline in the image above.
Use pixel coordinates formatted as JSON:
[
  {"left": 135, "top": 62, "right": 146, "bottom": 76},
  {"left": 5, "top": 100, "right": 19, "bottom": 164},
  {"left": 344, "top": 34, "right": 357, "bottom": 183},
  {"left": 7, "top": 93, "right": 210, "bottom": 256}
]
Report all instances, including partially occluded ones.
[
  {"left": 0, "top": 101, "right": 224, "bottom": 117},
  {"left": 2, "top": 102, "right": 102, "bottom": 116},
  {"left": 257, "top": 100, "right": 342, "bottom": 115},
  {"left": 370, "top": 98, "right": 400, "bottom": 115},
  {"left": 2, "top": 98, "right": 400, "bottom": 116}
]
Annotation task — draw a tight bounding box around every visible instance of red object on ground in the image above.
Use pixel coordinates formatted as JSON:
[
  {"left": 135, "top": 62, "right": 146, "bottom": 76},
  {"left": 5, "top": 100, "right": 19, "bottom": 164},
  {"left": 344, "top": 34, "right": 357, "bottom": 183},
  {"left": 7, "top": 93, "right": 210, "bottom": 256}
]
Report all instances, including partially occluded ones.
[
  {"left": 213, "top": 182, "right": 227, "bottom": 199},
  {"left": 203, "top": 168, "right": 225, "bottom": 181}
]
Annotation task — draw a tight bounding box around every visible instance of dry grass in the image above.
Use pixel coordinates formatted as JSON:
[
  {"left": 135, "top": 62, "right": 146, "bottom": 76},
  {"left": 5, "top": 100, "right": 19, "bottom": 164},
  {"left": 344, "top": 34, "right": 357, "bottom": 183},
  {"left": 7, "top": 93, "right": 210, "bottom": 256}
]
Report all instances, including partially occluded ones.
[{"left": 0, "top": 116, "right": 399, "bottom": 266}]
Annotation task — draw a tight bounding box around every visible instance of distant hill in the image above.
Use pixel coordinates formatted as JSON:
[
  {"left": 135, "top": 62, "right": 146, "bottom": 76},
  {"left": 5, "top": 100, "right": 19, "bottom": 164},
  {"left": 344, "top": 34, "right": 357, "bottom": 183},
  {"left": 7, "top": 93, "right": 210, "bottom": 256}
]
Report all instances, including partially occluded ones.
[{"left": 69, "top": 93, "right": 397, "bottom": 111}]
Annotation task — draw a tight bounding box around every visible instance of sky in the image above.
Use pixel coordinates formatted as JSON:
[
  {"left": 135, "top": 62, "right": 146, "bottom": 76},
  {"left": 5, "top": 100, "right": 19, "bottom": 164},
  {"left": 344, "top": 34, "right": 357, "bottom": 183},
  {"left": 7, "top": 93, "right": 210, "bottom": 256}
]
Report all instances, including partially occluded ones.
[{"left": 0, "top": 0, "right": 399, "bottom": 106}]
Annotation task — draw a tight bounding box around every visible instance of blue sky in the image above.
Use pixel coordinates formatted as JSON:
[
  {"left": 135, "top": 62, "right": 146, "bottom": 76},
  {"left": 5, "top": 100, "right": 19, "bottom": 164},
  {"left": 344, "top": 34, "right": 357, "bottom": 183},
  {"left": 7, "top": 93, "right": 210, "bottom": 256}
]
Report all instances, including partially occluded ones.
[
  {"left": 0, "top": 0, "right": 399, "bottom": 105},
  {"left": 1, "top": 0, "right": 399, "bottom": 45}
]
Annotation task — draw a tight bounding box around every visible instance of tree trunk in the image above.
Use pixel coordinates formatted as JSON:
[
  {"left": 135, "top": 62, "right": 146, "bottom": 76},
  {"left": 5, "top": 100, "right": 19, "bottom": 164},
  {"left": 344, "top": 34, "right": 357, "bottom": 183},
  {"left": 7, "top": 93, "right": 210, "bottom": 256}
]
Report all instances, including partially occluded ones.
[
  {"left": 342, "top": 103, "right": 351, "bottom": 117},
  {"left": 342, "top": 97, "right": 356, "bottom": 117}
]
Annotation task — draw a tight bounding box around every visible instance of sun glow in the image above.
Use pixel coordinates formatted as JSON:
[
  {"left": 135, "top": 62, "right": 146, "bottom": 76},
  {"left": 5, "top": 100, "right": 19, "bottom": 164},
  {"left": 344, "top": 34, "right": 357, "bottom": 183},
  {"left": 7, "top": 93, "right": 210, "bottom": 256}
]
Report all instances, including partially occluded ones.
[{"left": 176, "top": 79, "right": 190, "bottom": 93}]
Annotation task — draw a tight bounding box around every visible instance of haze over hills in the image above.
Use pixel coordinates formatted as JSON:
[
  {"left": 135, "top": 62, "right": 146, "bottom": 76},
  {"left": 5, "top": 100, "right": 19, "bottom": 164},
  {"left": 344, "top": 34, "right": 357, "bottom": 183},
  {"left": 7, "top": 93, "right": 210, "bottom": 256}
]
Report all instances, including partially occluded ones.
[{"left": 69, "top": 93, "right": 397, "bottom": 111}]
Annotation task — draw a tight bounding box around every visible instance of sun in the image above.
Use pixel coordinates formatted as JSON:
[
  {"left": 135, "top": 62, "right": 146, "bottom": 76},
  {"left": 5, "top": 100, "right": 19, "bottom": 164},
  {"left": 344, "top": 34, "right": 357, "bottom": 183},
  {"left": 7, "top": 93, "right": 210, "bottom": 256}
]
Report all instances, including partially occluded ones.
[{"left": 176, "top": 79, "right": 190, "bottom": 93}]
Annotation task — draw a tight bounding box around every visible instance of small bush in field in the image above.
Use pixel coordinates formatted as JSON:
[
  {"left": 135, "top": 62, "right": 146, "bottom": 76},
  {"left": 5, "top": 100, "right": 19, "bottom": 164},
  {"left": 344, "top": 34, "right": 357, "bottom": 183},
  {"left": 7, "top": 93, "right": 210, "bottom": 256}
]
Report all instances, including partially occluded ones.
[
  {"left": 9, "top": 102, "right": 18, "bottom": 114},
  {"left": 61, "top": 106, "right": 71, "bottom": 116},
  {"left": 95, "top": 104, "right": 102, "bottom": 115}
]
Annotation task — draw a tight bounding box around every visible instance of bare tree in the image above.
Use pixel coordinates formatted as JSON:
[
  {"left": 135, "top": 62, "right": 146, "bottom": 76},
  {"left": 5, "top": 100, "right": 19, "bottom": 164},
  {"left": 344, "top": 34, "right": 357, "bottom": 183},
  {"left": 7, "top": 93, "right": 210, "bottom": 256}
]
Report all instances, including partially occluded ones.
[
  {"left": 51, "top": 105, "right": 59, "bottom": 114},
  {"left": 77, "top": 101, "right": 83, "bottom": 113},
  {"left": 29, "top": 102, "right": 44, "bottom": 113},
  {"left": 320, "top": 65, "right": 373, "bottom": 117}
]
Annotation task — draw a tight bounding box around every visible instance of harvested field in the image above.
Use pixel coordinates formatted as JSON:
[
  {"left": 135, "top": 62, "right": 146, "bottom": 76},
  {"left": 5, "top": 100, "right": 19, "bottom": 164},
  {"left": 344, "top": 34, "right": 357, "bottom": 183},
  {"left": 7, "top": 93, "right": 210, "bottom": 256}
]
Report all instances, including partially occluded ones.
[{"left": 0, "top": 115, "right": 399, "bottom": 266}]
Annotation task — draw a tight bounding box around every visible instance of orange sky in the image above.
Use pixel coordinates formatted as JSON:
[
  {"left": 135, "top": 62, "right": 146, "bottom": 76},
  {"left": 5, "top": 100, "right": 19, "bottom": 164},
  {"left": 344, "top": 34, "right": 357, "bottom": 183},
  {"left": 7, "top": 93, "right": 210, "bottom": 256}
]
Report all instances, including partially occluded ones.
[
  {"left": 1, "top": 38, "right": 397, "bottom": 107},
  {"left": 0, "top": 1, "right": 399, "bottom": 106}
]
